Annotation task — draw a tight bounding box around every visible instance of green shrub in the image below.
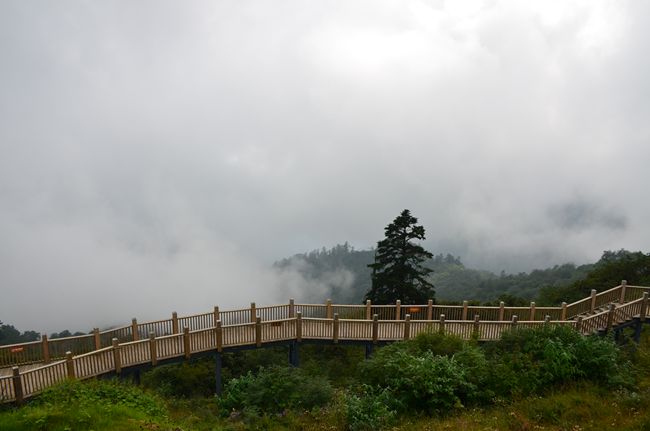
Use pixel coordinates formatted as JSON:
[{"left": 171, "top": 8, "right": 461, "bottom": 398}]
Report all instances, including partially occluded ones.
[
  {"left": 35, "top": 378, "right": 166, "bottom": 417},
  {"left": 142, "top": 357, "right": 215, "bottom": 397},
  {"left": 345, "top": 386, "right": 397, "bottom": 431},
  {"left": 486, "top": 325, "right": 632, "bottom": 393},
  {"left": 219, "top": 365, "right": 333, "bottom": 415},
  {"left": 301, "top": 344, "right": 365, "bottom": 386},
  {"left": 0, "top": 379, "right": 169, "bottom": 431},
  {"left": 359, "top": 349, "right": 472, "bottom": 414},
  {"left": 377, "top": 331, "right": 465, "bottom": 358}
]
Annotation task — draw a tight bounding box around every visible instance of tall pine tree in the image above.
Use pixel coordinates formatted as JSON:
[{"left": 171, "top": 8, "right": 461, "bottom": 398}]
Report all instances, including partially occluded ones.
[{"left": 365, "top": 209, "right": 435, "bottom": 304}]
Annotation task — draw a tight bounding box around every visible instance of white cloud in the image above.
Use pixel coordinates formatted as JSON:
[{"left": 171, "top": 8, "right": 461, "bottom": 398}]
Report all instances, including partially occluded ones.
[{"left": 0, "top": 0, "right": 648, "bottom": 330}]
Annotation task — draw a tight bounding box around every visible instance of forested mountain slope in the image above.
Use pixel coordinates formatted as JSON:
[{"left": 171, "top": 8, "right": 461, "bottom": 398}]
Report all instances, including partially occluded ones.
[{"left": 273, "top": 243, "right": 599, "bottom": 304}]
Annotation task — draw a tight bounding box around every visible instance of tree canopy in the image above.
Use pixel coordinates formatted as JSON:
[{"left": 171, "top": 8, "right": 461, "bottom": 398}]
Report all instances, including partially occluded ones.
[{"left": 364, "top": 209, "right": 435, "bottom": 304}]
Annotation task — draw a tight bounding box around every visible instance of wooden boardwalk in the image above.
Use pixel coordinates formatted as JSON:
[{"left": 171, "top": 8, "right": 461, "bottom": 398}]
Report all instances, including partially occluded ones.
[{"left": 1, "top": 282, "right": 649, "bottom": 403}]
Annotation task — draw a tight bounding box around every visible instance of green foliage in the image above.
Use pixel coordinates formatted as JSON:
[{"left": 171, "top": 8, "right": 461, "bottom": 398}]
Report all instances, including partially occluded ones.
[
  {"left": 273, "top": 242, "right": 595, "bottom": 306},
  {"left": 538, "top": 249, "right": 650, "bottom": 305},
  {"left": 366, "top": 209, "right": 435, "bottom": 304},
  {"left": 301, "top": 344, "right": 365, "bottom": 386},
  {"left": 360, "top": 349, "right": 470, "bottom": 414},
  {"left": 0, "top": 379, "right": 169, "bottom": 431},
  {"left": 273, "top": 242, "right": 373, "bottom": 304},
  {"left": 359, "top": 333, "right": 478, "bottom": 414},
  {"left": 221, "top": 346, "right": 288, "bottom": 379},
  {"left": 142, "top": 357, "right": 216, "bottom": 398},
  {"left": 49, "top": 330, "right": 87, "bottom": 339},
  {"left": 485, "top": 325, "right": 633, "bottom": 394},
  {"left": 345, "top": 386, "right": 397, "bottom": 431},
  {"left": 0, "top": 322, "right": 39, "bottom": 346},
  {"left": 219, "top": 365, "right": 333, "bottom": 415}
]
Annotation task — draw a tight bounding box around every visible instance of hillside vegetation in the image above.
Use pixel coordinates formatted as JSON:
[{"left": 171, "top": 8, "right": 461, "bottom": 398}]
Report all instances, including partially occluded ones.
[{"left": 274, "top": 245, "right": 650, "bottom": 305}]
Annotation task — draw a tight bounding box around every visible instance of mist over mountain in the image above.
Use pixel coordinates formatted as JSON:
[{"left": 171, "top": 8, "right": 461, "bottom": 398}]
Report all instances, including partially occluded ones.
[{"left": 273, "top": 243, "right": 596, "bottom": 305}]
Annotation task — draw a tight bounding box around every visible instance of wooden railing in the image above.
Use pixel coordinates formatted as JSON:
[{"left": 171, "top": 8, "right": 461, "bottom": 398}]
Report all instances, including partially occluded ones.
[
  {"left": 2, "top": 283, "right": 650, "bottom": 403},
  {"left": 4, "top": 282, "right": 650, "bottom": 369},
  {"left": 3, "top": 295, "right": 650, "bottom": 404}
]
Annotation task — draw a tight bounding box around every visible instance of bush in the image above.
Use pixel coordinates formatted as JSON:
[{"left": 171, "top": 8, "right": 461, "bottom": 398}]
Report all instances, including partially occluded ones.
[
  {"left": 142, "top": 357, "right": 215, "bottom": 398},
  {"left": 301, "top": 344, "right": 365, "bottom": 386},
  {"left": 376, "top": 331, "right": 466, "bottom": 358},
  {"left": 345, "top": 386, "right": 397, "bottom": 431},
  {"left": 359, "top": 348, "right": 473, "bottom": 414},
  {"left": 219, "top": 365, "right": 333, "bottom": 415},
  {"left": 0, "top": 379, "right": 169, "bottom": 431},
  {"left": 486, "top": 325, "right": 632, "bottom": 393}
]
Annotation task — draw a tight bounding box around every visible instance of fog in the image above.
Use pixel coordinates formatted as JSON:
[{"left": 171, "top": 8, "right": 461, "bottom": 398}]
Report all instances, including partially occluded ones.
[{"left": 1, "top": 1, "right": 649, "bottom": 331}]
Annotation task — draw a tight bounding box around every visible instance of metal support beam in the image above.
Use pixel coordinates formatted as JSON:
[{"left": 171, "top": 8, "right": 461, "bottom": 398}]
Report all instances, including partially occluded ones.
[
  {"left": 365, "top": 343, "right": 374, "bottom": 359},
  {"left": 215, "top": 352, "right": 223, "bottom": 396},
  {"left": 289, "top": 341, "right": 300, "bottom": 367},
  {"left": 634, "top": 319, "right": 643, "bottom": 343}
]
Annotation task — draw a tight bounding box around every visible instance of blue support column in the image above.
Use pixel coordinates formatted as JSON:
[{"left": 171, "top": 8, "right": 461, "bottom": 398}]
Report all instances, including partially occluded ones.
[
  {"left": 365, "top": 343, "right": 374, "bottom": 359},
  {"left": 289, "top": 341, "right": 300, "bottom": 367},
  {"left": 634, "top": 319, "right": 643, "bottom": 343},
  {"left": 215, "top": 352, "right": 223, "bottom": 396},
  {"left": 133, "top": 369, "right": 141, "bottom": 385}
]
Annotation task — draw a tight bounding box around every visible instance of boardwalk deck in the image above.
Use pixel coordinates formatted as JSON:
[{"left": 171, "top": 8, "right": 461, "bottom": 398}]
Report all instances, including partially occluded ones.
[{"left": 1, "top": 282, "right": 649, "bottom": 403}]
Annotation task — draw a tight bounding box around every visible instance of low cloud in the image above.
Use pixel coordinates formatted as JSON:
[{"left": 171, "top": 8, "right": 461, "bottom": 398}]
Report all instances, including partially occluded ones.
[{"left": 1, "top": 1, "right": 649, "bottom": 331}]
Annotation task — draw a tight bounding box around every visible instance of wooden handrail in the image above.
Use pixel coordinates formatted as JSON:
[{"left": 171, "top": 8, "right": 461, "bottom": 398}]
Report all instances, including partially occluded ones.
[{"left": 2, "top": 283, "right": 649, "bottom": 372}]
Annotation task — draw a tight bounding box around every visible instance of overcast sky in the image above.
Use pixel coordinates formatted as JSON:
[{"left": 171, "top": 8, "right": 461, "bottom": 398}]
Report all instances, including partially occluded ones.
[{"left": 1, "top": 1, "right": 649, "bottom": 331}]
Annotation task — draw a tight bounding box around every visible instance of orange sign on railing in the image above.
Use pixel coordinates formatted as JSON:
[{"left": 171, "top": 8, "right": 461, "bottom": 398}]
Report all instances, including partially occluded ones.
[{"left": 10, "top": 347, "right": 24, "bottom": 353}]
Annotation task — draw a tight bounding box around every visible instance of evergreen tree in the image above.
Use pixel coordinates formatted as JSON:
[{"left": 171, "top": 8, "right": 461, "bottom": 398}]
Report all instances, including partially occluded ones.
[{"left": 365, "top": 209, "right": 435, "bottom": 304}]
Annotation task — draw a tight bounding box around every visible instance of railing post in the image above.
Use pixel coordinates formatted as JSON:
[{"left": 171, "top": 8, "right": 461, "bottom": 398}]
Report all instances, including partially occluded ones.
[
  {"left": 333, "top": 313, "right": 340, "bottom": 343},
  {"left": 183, "top": 327, "right": 191, "bottom": 359},
  {"left": 576, "top": 316, "right": 583, "bottom": 333},
  {"left": 326, "top": 299, "right": 333, "bottom": 319},
  {"left": 498, "top": 301, "right": 505, "bottom": 321},
  {"left": 372, "top": 314, "right": 379, "bottom": 344},
  {"left": 296, "top": 312, "right": 302, "bottom": 342},
  {"left": 41, "top": 334, "right": 50, "bottom": 364},
  {"left": 93, "top": 328, "right": 101, "bottom": 350},
  {"left": 620, "top": 280, "right": 627, "bottom": 303},
  {"left": 172, "top": 312, "right": 179, "bottom": 334},
  {"left": 131, "top": 318, "right": 139, "bottom": 341},
  {"left": 511, "top": 315, "right": 518, "bottom": 328},
  {"left": 427, "top": 299, "right": 433, "bottom": 320},
  {"left": 530, "top": 302, "right": 536, "bottom": 321},
  {"left": 112, "top": 338, "right": 121, "bottom": 374},
  {"left": 255, "top": 316, "right": 262, "bottom": 347},
  {"left": 439, "top": 314, "right": 445, "bottom": 335},
  {"left": 12, "top": 367, "right": 23, "bottom": 404},
  {"left": 215, "top": 320, "right": 223, "bottom": 352},
  {"left": 289, "top": 298, "right": 295, "bottom": 318},
  {"left": 395, "top": 300, "right": 401, "bottom": 320},
  {"left": 65, "top": 351, "right": 75, "bottom": 379},
  {"left": 250, "top": 302, "right": 257, "bottom": 323},
  {"left": 473, "top": 314, "right": 480, "bottom": 339},
  {"left": 404, "top": 314, "right": 411, "bottom": 340},
  {"left": 149, "top": 332, "right": 157, "bottom": 366},
  {"left": 213, "top": 306, "right": 220, "bottom": 327},
  {"left": 641, "top": 292, "right": 648, "bottom": 322},
  {"left": 606, "top": 304, "right": 615, "bottom": 331},
  {"left": 561, "top": 302, "right": 567, "bottom": 321},
  {"left": 462, "top": 300, "right": 468, "bottom": 321},
  {"left": 365, "top": 300, "right": 372, "bottom": 320},
  {"left": 590, "top": 289, "right": 597, "bottom": 313}
]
